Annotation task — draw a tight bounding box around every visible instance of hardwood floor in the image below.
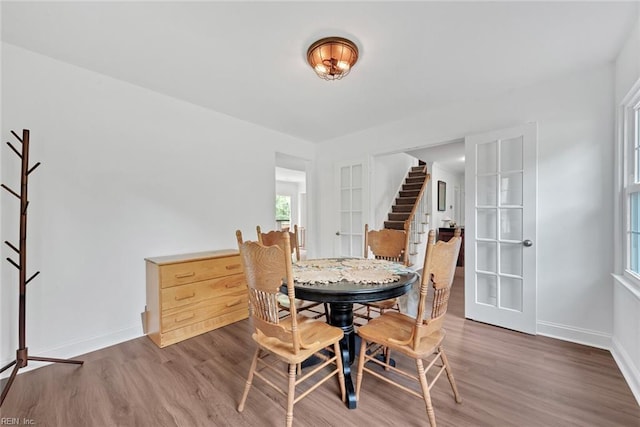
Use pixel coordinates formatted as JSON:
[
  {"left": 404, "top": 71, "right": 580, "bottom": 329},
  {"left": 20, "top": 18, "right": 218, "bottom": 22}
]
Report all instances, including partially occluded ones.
[{"left": 2, "top": 270, "right": 639, "bottom": 426}]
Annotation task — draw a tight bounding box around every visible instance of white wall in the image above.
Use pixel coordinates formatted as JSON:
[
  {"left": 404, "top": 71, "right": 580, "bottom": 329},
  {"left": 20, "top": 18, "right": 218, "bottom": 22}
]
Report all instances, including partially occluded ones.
[
  {"left": 615, "top": 12, "right": 640, "bottom": 105},
  {"left": 429, "top": 162, "right": 464, "bottom": 231},
  {"left": 0, "top": 43, "right": 315, "bottom": 371},
  {"left": 613, "top": 10, "right": 640, "bottom": 405},
  {"left": 317, "top": 64, "right": 615, "bottom": 349}
]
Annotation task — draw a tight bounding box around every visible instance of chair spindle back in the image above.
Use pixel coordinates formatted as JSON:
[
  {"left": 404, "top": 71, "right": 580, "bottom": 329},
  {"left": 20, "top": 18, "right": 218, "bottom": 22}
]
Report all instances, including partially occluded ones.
[
  {"left": 257, "top": 225, "right": 300, "bottom": 262},
  {"left": 236, "top": 230, "right": 301, "bottom": 353},
  {"left": 413, "top": 229, "right": 461, "bottom": 351},
  {"left": 364, "top": 224, "right": 410, "bottom": 266}
]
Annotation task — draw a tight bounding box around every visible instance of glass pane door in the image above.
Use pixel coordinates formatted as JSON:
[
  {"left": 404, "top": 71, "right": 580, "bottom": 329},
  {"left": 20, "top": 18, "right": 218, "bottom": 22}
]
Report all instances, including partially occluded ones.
[
  {"left": 465, "top": 124, "right": 537, "bottom": 334},
  {"left": 336, "top": 161, "right": 366, "bottom": 257}
]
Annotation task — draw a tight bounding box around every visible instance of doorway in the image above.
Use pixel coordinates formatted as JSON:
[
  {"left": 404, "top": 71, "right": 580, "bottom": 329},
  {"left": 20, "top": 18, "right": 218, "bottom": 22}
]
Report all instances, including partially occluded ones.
[
  {"left": 276, "top": 153, "right": 310, "bottom": 257},
  {"left": 402, "top": 125, "right": 538, "bottom": 335}
]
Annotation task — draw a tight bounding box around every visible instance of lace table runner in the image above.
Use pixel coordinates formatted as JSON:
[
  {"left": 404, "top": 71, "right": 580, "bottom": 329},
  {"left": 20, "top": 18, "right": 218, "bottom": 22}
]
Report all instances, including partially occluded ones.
[{"left": 293, "top": 258, "right": 414, "bottom": 285}]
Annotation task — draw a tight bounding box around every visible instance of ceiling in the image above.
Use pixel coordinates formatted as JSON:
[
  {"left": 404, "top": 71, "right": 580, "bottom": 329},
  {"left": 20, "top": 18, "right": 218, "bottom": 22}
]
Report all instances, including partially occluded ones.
[
  {"left": 406, "top": 140, "right": 465, "bottom": 174},
  {"left": 276, "top": 166, "right": 306, "bottom": 184},
  {"left": 1, "top": 1, "right": 638, "bottom": 144}
]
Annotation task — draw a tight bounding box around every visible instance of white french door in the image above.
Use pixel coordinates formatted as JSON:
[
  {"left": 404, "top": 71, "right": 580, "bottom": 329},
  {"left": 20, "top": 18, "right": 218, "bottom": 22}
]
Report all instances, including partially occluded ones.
[
  {"left": 464, "top": 123, "right": 537, "bottom": 334},
  {"left": 334, "top": 160, "right": 367, "bottom": 257}
]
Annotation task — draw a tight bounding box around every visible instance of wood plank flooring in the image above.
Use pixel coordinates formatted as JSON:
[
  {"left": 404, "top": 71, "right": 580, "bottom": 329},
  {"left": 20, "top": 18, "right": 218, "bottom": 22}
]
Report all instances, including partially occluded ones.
[{"left": 2, "top": 269, "right": 639, "bottom": 426}]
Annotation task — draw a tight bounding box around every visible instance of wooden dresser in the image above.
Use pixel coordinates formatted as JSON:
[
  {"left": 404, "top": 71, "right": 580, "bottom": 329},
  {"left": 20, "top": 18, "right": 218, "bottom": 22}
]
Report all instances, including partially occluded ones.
[{"left": 144, "top": 249, "right": 249, "bottom": 348}]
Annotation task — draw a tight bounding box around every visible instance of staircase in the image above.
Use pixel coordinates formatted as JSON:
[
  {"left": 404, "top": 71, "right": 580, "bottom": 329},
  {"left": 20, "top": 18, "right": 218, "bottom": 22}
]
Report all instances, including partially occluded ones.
[{"left": 383, "top": 163, "right": 430, "bottom": 266}]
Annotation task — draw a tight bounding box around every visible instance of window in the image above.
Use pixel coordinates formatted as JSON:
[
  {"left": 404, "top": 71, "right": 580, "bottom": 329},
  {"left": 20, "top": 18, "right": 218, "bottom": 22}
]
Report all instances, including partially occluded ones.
[
  {"left": 275, "top": 194, "right": 291, "bottom": 230},
  {"left": 623, "top": 87, "right": 640, "bottom": 280}
]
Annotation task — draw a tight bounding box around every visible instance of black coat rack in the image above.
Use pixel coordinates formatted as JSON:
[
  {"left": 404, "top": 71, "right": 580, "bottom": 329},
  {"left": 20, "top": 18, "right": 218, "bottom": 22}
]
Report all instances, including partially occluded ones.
[{"left": 0, "top": 129, "right": 83, "bottom": 407}]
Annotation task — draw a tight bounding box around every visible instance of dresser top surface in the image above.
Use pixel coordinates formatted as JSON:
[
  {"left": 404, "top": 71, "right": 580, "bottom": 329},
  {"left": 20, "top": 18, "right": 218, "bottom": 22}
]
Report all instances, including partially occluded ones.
[{"left": 145, "top": 249, "right": 239, "bottom": 265}]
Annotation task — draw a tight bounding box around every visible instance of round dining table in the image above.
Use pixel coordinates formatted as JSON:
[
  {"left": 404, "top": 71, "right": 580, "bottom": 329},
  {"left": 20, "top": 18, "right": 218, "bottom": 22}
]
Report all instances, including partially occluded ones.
[{"left": 281, "top": 258, "right": 419, "bottom": 409}]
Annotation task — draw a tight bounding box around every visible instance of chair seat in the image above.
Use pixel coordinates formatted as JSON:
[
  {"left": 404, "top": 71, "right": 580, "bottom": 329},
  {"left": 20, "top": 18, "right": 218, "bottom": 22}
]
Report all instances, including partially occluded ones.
[
  {"left": 357, "top": 311, "right": 445, "bottom": 359},
  {"left": 277, "top": 294, "right": 327, "bottom": 321},
  {"left": 277, "top": 294, "right": 318, "bottom": 309},
  {"left": 253, "top": 316, "right": 344, "bottom": 364},
  {"left": 366, "top": 298, "right": 398, "bottom": 310}
]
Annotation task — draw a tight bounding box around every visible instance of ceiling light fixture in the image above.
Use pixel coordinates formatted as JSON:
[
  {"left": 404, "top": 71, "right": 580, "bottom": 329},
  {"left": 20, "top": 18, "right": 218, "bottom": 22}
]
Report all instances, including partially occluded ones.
[{"left": 307, "top": 36, "right": 359, "bottom": 81}]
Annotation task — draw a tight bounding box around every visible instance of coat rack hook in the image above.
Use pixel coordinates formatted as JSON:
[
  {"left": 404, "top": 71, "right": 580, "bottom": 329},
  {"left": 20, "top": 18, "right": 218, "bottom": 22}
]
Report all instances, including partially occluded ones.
[
  {"left": 6, "top": 257, "right": 20, "bottom": 270},
  {"left": 27, "top": 162, "right": 41, "bottom": 175},
  {"left": 4, "top": 241, "right": 19, "bottom": 254},
  {"left": 10, "top": 130, "right": 23, "bottom": 143},
  {"left": 1, "top": 184, "right": 21, "bottom": 199},
  {"left": 6, "top": 142, "right": 22, "bottom": 159},
  {"left": 25, "top": 271, "right": 40, "bottom": 286}
]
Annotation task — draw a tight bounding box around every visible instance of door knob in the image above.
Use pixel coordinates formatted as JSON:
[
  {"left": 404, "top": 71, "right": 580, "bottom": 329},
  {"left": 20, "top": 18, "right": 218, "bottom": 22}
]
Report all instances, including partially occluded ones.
[
  {"left": 335, "top": 231, "right": 340, "bottom": 236},
  {"left": 523, "top": 239, "right": 533, "bottom": 247}
]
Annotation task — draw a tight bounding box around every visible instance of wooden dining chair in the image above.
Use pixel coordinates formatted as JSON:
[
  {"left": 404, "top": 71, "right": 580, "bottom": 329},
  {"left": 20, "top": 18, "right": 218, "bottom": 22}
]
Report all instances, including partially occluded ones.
[
  {"left": 235, "top": 230, "right": 345, "bottom": 427},
  {"left": 257, "top": 224, "right": 301, "bottom": 262},
  {"left": 256, "top": 225, "right": 328, "bottom": 321},
  {"left": 360, "top": 224, "right": 410, "bottom": 320},
  {"left": 355, "top": 229, "right": 462, "bottom": 427}
]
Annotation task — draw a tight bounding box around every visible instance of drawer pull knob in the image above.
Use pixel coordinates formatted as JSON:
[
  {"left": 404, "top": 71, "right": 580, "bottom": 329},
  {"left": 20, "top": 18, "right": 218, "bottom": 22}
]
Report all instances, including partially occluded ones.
[
  {"left": 225, "top": 264, "right": 241, "bottom": 270},
  {"left": 175, "top": 272, "right": 196, "bottom": 279},
  {"left": 225, "top": 282, "right": 242, "bottom": 288},
  {"left": 174, "top": 292, "right": 196, "bottom": 301},
  {"left": 226, "top": 299, "right": 242, "bottom": 307},
  {"left": 175, "top": 313, "right": 195, "bottom": 323}
]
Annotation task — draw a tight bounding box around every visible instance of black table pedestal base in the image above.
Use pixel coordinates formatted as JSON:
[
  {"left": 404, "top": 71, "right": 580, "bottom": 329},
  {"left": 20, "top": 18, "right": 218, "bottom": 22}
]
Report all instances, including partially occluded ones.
[{"left": 329, "top": 302, "right": 357, "bottom": 409}]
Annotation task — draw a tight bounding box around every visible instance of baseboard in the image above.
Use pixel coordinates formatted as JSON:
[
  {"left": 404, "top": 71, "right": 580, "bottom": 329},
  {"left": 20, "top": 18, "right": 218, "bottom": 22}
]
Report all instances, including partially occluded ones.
[
  {"left": 536, "top": 320, "right": 611, "bottom": 350},
  {"left": 1, "top": 325, "right": 142, "bottom": 379},
  {"left": 611, "top": 336, "right": 640, "bottom": 406}
]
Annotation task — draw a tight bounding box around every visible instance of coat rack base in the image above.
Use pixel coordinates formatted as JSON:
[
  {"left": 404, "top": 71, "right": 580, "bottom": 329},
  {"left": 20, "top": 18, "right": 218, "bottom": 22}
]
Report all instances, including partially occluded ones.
[{"left": 0, "top": 347, "right": 83, "bottom": 406}]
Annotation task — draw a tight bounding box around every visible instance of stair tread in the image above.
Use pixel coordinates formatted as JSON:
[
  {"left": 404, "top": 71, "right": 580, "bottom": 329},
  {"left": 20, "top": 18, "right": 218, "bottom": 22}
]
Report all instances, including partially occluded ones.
[
  {"left": 389, "top": 214, "right": 411, "bottom": 221},
  {"left": 384, "top": 220, "right": 407, "bottom": 230}
]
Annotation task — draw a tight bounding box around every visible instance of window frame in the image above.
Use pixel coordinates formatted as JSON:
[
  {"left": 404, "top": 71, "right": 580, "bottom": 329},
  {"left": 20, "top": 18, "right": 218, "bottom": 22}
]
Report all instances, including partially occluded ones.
[{"left": 622, "top": 84, "right": 640, "bottom": 286}]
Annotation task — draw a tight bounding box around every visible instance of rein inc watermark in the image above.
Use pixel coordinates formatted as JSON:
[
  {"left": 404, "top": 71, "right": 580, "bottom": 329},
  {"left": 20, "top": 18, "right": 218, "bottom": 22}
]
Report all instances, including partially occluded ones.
[{"left": 0, "top": 418, "right": 35, "bottom": 425}]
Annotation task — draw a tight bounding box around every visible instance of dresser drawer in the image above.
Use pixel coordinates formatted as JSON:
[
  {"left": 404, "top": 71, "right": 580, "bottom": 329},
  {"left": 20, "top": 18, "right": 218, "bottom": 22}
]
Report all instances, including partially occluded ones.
[
  {"left": 161, "top": 290, "right": 248, "bottom": 332},
  {"left": 157, "top": 310, "right": 249, "bottom": 348},
  {"left": 161, "top": 274, "right": 246, "bottom": 311},
  {"left": 160, "top": 256, "right": 243, "bottom": 288}
]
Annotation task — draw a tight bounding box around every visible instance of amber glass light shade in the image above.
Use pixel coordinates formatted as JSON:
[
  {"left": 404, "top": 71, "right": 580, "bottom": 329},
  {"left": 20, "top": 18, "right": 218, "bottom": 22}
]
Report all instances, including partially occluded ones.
[{"left": 307, "top": 37, "right": 359, "bottom": 81}]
